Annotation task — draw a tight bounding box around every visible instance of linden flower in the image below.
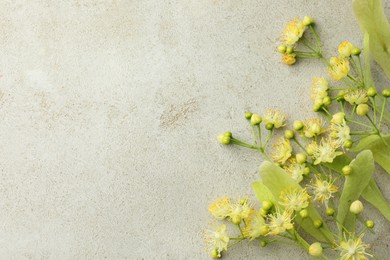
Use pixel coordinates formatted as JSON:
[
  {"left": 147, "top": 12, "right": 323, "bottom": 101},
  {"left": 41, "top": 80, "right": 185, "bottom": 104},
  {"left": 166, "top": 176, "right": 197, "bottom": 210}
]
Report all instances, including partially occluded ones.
[
  {"left": 267, "top": 210, "right": 294, "bottom": 235},
  {"left": 208, "top": 197, "right": 231, "bottom": 220},
  {"left": 307, "top": 175, "right": 338, "bottom": 208},
  {"left": 310, "top": 77, "right": 329, "bottom": 101},
  {"left": 271, "top": 138, "right": 293, "bottom": 165},
  {"left": 344, "top": 89, "right": 368, "bottom": 105},
  {"left": 282, "top": 53, "right": 296, "bottom": 65},
  {"left": 330, "top": 120, "right": 351, "bottom": 147},
  {"left": 279, "top": 188, "right": 310, "bottom": 212},
  {"left": 227, "top": 198, "right": 253, "bottom": 224},
  {"left": 203, "top": 224, "right": 230, "bottom": 256},
  {"left": 243, "top": 211, "right": 267, "bottom": 240},
  {"left": 303, "top": 118, "right": 324, "bottom": 138},
  {"left": 327, "top": 56, "right": 350, "bottom": 81},
  {"left": 337, "top": 233, "right": 373, "bottom": 260},
  {"left": 338, "top": 41, "right": 354, "bottom": 58},
  {"left": 281, "top": 18, "right": 307, "bottom": 45},
  {"left": 284, "top": 159, "right": 305, "bottom": 183},
  {"left": 263, "top": 108, "right": 287, "bottom": 128},
  {"left": 312, "top": 138, "right": 343, "bottom": 165}
]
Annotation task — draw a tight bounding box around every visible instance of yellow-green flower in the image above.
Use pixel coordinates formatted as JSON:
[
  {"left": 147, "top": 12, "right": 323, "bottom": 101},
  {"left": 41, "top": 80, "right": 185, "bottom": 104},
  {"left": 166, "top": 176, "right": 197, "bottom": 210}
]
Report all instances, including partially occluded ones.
[
  {"left": 330, "top": 120, "right": 351, "bottom": 147},
  {"left": 307, "top": 175, "right": 338, "bottom": 208},
  {"left": 303, "top": 118, "right": 324, "bottom": 138},
  {"left": 281, "top": 18, "right": 307, "bottom": 45},
  {"left": 337, "top": 233, "right": 372, "bottom": 260},
  {"left": 227, "top": 198, "right": 253, "bottom": 224},
  {"left": 327, "top": 57, "right": 350, "bottom": 81},
  {"left": 338, "top": 41, "right": 354, "bottom": 58},
  {"left": 312, "top": 138, "right": 343, "bottom": 165},
  {"left": 344, "top": 89, "right": 368, "bottom": 105},
  {"left": 267, "top": 210, "right": 294, "bottom": 235},
  {"left": 243, "top": 210, "right": 268, "bottom": 240},
  {"left": 271, "top": 138, "right": 293, "bottom": 165},
  {"left": 203, "top": 224, "right": 230, "bottom": 257},
  {"left": 263, "top": 108, "right": 287, "bottom": 128},
  {"left": 282, "top": 53, "right": 296, "bottom": 65},
  {"left": 279, "top": 188, "right": 310, "bottom": 212},
  {"left": 284, "top": 159, "right": 305, "bottom": 183},
  {"left": 310, "top": 77, "right": 329, "bottom": 101},
  {"left": 208, "top": 197, "right": 231, "bottom": 220}
]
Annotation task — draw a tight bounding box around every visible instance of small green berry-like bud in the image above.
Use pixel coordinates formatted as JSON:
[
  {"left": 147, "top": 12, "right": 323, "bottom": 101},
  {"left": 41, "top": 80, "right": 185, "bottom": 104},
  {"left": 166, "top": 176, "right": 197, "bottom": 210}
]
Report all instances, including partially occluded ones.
[
  {"left": 303, "top": 167, "right": 311, "bottom": 175},
  {"left": 299, "top": 209, "right": 309, "bottom": 219},
  {"left": 382, "top": 89, "right": 390, "bottom": 98},
  {"left": 250, "top": 114, "right": 262, "bottom": 125},
  {"left": 245, "top": 112, "right": 253, "bottom": 119},
  {"left": 344, "top": 139, "right": 353, "bottom": 149},
  {"left": 326, "top": 208, "right": 335, "bottom": 216},
  {"left": 286, "top": 46, "right": 294, "bottom": 54},
  {"left": 331, "top": 112, "right": 346, "bottom": 124},
  {"left": 356, "top": 104, "right": 369, "bottom": 116},
  {"left": 309, "top": 242, "right": 323, "bottom": 257},
  {"left": 277, "top": 45, "right": 287, "bottom": 54},
  {"left": 260, "top": 240, "right": 267, "bottom": 247},
  {"left": 313, "top": 219, "right": 323, "bottom": 228},
  {"left": 210, "top": 249, "right": 221, "bottom": 258},
  {"left": 296, "top": 153, "right": 307, "bottom": 164},
  {"left": 367, "top": 87, "right": 377, "bottom": 97},
  {"left": 293, "top": 120, "right": 304, "bottom": 130},
  {"left": 351, "top": 47, "right": 361, "bottom": 56},
  {"left": 303, "top": 16, "right": 314, "bottom": 26},
  {"left": 336, "top": 90, "right": 346, "bottom": 101},
  {"left": 259, "top": 226, "right": 269, "bottom": 236},
  {"left": 262, "top": 200, "right": 273, "bottom": 211},
  {"left": 342, "top": 165, "right": 353, "bottom": 175},
  {"left": 231, "top": 215, "right": 241, "bottom": 224},
  {"left": 313, "top": 102, "right": 322, "bottom": 112},
  {"left": 323, "top": 96, "right": 331, "bottom": 106},
  {"left": 224, "top": 132, "right": 232, "bottom": 137},
  {"left": 265, "top": 123, "right": 274, "bottom": 130},
  {"left": 217, "top": 134, "right": 231, "bottom": 145},
  {"left": 350, "top": 200, "right": 364, "bottom": 214},
  {"left": 365, "top": 220, "right": 375, "bottom": 228},
  {"left": 259, "top": 208, "right": 268, "bottom": 217},
  {"left": 285, "top": 130, "right": 295, "bottom": 139}
]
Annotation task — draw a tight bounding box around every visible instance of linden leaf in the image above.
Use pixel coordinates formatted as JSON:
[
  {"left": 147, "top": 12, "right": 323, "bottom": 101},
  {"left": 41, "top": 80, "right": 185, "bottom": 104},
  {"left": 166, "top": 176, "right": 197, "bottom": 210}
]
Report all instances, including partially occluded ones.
[
  {"left": 252, "top": 181, "right": 278, "bottom": 208},
  {"left": 337, "top": 150, "right": 374, "bottom": 233},
  {"left": 259, "top": 161, "right": 334, "bottom": 243},
  {"left": 361, "top": 179, "right": 390, "bottom": 221}
]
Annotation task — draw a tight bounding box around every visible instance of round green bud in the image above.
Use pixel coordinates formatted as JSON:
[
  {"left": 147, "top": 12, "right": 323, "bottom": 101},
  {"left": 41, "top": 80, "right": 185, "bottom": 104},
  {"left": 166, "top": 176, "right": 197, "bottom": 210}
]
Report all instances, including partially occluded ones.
[
  {"left": 277, "top": 45, "right": 287, "bottom": 54},
  {"left": 311, "top": 124, "right": 321, "bottom": 135},
  {"left": 303, "top": 16, "right": 314, "bottom": 26},
  {"left": 259, "top": 225, "right": 269, "bottom": 236},
  {"left": 382, "top": 89, "right": 390, "bottom": 98},
  {"left": 356, "top": 103, "right": 369, "bottom": 116},
  {"left": 265, "top": 123, "right": 274, "bottom": 130},
  {"left": 351, "top": 47, "right": 361, "bottom": 56},
  {"left": 224, "top": 132, "right": 232, "bottom": 137},
  {"left": 312, "top": 102, "right": 322, "bottom": 112},
  {"left": 217, "top": 134, "right": 231, "bottom": 145},
  {"left": 259, "top": 208, "right": 268, "bottom": 217},
  {"left": 326, "top": 208, "right": 335, "bottom": 216},
  {"left": 323, "top": 96, "right": 331, "bottom": 106},
  {"left": 342, "top": 165, "right": 353, "bottom": 175},
  {"left": 313, "top": 219, "right": 323, "bottom": 228},
  {"left": 296, "top": 153, "right": 307, "bottom": 164},
  {"left": 245, "top": 112, "right": 253, "bottom": 119},
  {"left": 299, "top": 209, "right": 309, "bottom": 219},
  {"left": 286, "top": 46, "right": 294, "bottom": 54},
  {"left": 303, "top": 167, "right": 311, "bottom": 175},
  {"left": 367, "top": 87, "right": 377, "bottom": 97},
  {"left": 231, "top": 215, "right": 241, "bottom": 224},
  {"left": 293, "top": 120, "right": 304, "bottom": 131},
  {"left": 262, "top": 200, "right": 273, "bottom": 211},
  {"left": 309, "top": 242, "right": 323, "bottom": 257},
  {"left": 210, "top": 249, "right": 221, "bottom": 259},
  {"left": 284, "top": 130, "right": 295, "bottom": 139},
  {"left": 331, "top": 112, "right": 346, "bottom": 124},
  {"left": 250, "top": 114, "right": 262, "bottom": 125},
  {"left": 365, "top": 220, "right": 375, "bottom": 229},
  {"left": 350, "top": 200, "right": 364, "bottom": 214},
  {"left": 260, "top": 241, "right": 267, "bottom": 247},
  {"left": 344, "top": 139, "right": 353, "bottom": 149},
  {"left": 336, "top": 90, "right": 346, "bottom": 101}
]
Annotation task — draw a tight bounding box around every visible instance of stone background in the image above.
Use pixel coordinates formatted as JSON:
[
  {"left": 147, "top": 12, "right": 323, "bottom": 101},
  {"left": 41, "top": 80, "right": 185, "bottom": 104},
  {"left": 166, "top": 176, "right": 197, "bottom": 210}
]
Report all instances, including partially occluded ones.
[{"left": 0, "top": 0, "right": 389, "bottom": 259}]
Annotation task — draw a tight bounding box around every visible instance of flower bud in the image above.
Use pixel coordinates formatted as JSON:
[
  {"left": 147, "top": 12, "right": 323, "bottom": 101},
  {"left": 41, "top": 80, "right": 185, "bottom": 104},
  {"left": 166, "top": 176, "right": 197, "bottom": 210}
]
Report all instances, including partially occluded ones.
[
  {"left": 323, "top": 96, "right": 331, "bottom": 106},
  {"left": 251, "top": 114, "right": 262, "bottom": 125},
  {"left": 210, "top": 249, "right": 221, "bottom": 258},
  {"left": 344, "top": 139, "right": 353, "bottom": 149},
  {"left": 299, "top": 209, "right": 309, "bottom": 219},
  {"left": 311, "top": 124, "right": 321, "bottom": 135},
  {"left": 224, "top": 132, "right": 232, "bottom": 137},
  {"left": 277, "top": 45, "right": 287, "bottom": 54},
  {"left": 367, "top": 87, "right": 377, "bottom": 97},
  {"left": 350, "top": 200, "right": 364, "bottom": 214},
  {"left": 331, "top": 112, "right": 345, "bottom": 124},
  {"left": 303, "top": 16, "right": 314, "bottom": 26},
  {"left": 351, "top": 47, "right": 361, "bottom": 56},
  {"left": 259, "top": 208, "right": 268, "bottom": 217},
  {"left": 217, "top": 134, "right": 231, "bottom": 145},
  {"left": 326, "top": 208, "right": 335, "bottom": 216},
  {"left": 260, "top": 240, "right": 267, "bottom": 247},
  {"left": 313, "top": 219, "right": 323, "bottom": 228},
  {"left": 293, "top": 120, "right": 304, "bottom": 130},
  {"left": 259, "top": 225, "right": 269, "bottom": 236},
  {"left": 309, "top": 242, "right": 323, "bottom": 257},
  {"left": 231, "top": 215, "right": 241, "bottom": 224},
  {"left": 336, "top": 90, "right": 346, "bottom": 101},
  {"left": 262, "top": 200, "right": 273, "bottom": 211},
  {"left": 356, "top": 104, "right": 369, "bottom": 116},
  {"left": 303, "top": 167, "right": 311, "bottom": 175},
  {"left": 285, "top": 130, "right": 295, "bottom": 139},
  {"left": 286, "top": 46, "right": 294, "bottom": 54},
  {"left": 342, "top": 165, "right": 353, "bottom": 175},
  {"left": 382, "top": 89, "right": 390, "bottom": 98},
  {"left": 296, "top": 153, "right": 307, "bottom": 164},
  {"left": 365, "top": 220, "right": 375, "bottom": 228},
  {"left": 265, "top": 123, "right": 274, "bottom": 130},
  {"left": 245, "top": 112, "right": 253, "bottom": 119},
  {"left": 313, "top": 102, "right": 322, "bottom": 112}
]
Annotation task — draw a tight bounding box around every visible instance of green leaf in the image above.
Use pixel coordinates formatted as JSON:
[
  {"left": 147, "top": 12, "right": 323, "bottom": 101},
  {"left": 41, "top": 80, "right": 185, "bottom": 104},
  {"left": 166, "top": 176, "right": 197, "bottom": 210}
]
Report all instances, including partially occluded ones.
[
  {"left": 362, "top": 179, "right": 390, "bottom": 221},
  {"left": 325, "top": 154, "right": 352, "bottom": 173},
  {"left": 337, "top": 150, "right": 374, "bottom": 232},
  {"left": 252, "top": 181, "right": 277, "bottom": 207},
  {"left": 352, "top": 134, "right": 390, "bottom": 174},
  {"left": 353, "top": 0, "right": 390, "bottom": 78},
  {"left": 259, "top": 161, "right": 334, "bottom": 243},
  {"left": 363, "top": 33, "right": 375, "bottom": 87}
]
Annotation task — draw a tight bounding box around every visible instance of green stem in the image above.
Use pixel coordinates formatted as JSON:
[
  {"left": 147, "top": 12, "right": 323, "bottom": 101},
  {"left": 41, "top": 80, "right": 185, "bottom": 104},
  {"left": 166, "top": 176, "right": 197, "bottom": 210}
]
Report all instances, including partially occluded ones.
[{"left": 378, "top": 98, "right": 387, "bottom": 130}]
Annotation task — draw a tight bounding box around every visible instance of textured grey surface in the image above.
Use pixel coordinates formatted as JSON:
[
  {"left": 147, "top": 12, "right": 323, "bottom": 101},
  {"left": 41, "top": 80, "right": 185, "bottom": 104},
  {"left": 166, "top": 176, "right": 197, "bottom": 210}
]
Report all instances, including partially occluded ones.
[{"left": 0, "top": 0, "right": 389, "bottom": 259}]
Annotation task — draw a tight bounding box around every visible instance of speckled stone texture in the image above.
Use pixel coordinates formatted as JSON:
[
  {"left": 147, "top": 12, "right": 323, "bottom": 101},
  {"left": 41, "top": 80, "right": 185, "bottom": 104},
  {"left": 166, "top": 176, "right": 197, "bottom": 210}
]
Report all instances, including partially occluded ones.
[{"left": 0, "top": 0, "right": 389, "bottom": 259}]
